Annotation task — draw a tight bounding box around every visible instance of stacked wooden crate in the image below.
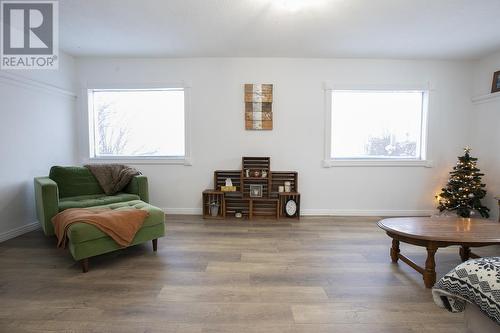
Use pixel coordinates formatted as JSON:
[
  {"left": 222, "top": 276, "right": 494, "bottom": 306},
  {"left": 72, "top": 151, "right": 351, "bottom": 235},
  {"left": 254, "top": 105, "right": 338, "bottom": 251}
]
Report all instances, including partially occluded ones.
[{"left": 202, "top": 157, "right": 300, "bottom": 220}]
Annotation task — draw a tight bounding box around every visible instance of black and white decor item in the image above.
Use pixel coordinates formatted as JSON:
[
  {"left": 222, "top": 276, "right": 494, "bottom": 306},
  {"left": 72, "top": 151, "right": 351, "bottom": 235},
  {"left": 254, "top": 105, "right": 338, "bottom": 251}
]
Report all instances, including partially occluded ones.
[{"left": 433, "top": 257, "right": 500, "bottom": 325}]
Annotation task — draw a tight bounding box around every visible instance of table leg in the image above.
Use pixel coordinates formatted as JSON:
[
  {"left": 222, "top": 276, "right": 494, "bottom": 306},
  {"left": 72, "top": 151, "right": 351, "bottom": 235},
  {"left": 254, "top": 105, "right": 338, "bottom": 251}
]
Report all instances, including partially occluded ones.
[
  {"left": 459, "top": 246, "right": 471, "bottom": 262},
  {"left": 423, "top": 245, "right": 437, "bottom": 288},
  {"left": 390, "top": 239, "right": 400, "bottom": 263}
]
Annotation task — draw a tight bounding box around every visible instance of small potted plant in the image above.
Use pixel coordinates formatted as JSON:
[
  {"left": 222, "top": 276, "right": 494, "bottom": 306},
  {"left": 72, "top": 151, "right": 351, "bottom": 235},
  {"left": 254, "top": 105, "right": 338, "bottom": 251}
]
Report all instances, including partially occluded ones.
[{"left": 210, "top": 201, "right": 220, "bottom": 217}]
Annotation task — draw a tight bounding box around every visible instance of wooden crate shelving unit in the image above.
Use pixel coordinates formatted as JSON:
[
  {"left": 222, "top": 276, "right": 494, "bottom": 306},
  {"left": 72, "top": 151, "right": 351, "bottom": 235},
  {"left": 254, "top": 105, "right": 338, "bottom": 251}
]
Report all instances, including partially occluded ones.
[
  {"left": 214, "top": 170, "right": 242, "bottom": 198},
  {"left": 225, "top": 197, "right": 251, "bottom": 219},
  {"left": 252, "top": 198, "right": 279, "bottom": 219},
  {"left": 270, "top": 171, "right": 298, "bottom": 198},
  {"left": 202, "top": 157, "right": 300, "bottom": 220},
  {"left": 202, "top": 190, "right": 225, "bottom": 219}
]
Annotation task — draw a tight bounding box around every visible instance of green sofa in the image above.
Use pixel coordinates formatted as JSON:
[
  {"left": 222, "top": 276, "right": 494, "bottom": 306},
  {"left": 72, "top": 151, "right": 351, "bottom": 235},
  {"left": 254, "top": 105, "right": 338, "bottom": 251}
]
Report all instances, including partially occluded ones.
[{"left": 34, "top": 166, "right": 165, "bottom": 272}]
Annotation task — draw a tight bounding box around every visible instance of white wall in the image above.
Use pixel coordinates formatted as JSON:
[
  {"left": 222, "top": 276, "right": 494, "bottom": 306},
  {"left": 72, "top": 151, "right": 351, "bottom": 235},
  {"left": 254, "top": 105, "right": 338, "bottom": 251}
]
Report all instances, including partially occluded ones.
[
  {"left": 471, "top": 51, "right": 500, "bottom": 221},
  {"left": 76, "top": 57, "right": 474, "bottom": 216},
  {"left": 0, "top": 52, "right": 77, "bottom": 240}
]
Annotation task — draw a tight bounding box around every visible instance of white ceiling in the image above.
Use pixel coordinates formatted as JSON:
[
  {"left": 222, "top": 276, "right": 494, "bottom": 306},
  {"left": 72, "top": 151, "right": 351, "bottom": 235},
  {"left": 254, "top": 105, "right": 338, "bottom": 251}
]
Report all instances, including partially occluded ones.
[{"left": 60, "top": 0, "right": 500, "bottom": 60}]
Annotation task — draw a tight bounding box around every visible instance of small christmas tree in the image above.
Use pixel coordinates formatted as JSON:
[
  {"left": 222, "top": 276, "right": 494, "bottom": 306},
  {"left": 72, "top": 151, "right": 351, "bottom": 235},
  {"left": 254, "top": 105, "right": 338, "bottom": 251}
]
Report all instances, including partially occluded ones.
[{"left": 437, "top": 147, "right": 489, "bottom": 218}]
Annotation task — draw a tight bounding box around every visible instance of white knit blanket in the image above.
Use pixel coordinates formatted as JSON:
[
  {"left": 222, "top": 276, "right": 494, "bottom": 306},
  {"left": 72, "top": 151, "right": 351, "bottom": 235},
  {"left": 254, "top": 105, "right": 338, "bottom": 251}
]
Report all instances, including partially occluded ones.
[{"left": 432, "top": 257, "right": 500, "bottom": 325}]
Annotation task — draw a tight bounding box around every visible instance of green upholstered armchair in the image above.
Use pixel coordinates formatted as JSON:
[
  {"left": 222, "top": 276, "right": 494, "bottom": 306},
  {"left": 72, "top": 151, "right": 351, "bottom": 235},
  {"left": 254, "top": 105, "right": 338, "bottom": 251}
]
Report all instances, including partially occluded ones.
[{"left": 34, "top": 166, "right": 165, "bottom": 272}]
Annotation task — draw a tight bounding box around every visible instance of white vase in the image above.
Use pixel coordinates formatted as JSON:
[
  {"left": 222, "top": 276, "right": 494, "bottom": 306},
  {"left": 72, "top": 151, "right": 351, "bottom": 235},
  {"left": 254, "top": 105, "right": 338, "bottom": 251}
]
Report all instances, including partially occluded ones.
[{"left": 210, "top": 204, "right": 219, "bottom": 217}]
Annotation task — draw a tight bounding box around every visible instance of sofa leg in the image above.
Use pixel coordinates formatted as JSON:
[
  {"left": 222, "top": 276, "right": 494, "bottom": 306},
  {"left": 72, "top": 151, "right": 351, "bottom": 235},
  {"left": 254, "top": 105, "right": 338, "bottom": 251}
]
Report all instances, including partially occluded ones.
[
  {"left": 81, "top": 258, "right": 89, "bottom": 273},
  {"left": 152, "top": 239, "right": 158, "bottom": 252}
]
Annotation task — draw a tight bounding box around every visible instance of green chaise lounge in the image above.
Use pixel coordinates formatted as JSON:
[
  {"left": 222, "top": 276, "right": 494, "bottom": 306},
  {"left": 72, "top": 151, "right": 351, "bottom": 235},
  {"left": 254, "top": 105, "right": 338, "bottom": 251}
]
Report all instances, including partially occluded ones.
[{"left": 34, "top": 166, "right": 165, "bottom": 272}]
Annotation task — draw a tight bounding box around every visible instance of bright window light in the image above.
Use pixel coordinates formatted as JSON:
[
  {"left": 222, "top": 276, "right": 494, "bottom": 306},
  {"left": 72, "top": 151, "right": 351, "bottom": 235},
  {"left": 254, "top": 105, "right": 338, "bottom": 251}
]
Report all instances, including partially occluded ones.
[
  {"left": 330, "top": 90, "right": 427, "bottom": 160},
  {"left": 88, "top": 89, "right": 185, "bottom": 158}
]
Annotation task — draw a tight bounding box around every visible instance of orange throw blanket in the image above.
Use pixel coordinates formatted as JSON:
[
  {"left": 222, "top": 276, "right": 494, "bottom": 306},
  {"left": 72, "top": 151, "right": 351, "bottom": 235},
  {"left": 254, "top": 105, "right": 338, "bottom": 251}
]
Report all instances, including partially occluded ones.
[{"left": 52, "top": 208, "right": 149, "bottom": 248}]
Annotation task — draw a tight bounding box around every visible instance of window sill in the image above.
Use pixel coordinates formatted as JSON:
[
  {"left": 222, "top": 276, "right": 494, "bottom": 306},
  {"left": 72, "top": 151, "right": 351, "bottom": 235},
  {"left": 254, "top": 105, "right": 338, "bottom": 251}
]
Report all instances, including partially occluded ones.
[
  {"left": 322, "top": 159, "right": 433, "bottom": 168},
  {"left": 87, "top": 157, "right": 192, "bottom": 166}
]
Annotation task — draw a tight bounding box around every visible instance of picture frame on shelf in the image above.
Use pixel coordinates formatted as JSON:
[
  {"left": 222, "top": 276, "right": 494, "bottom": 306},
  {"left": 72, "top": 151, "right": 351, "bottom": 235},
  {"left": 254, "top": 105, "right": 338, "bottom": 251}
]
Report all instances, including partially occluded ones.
[
  {"left": 492, "top": 71, "right": 500, "bottom": 93},
  {"left": 249, "top": 184, "right": 263, "bottom": 198}
]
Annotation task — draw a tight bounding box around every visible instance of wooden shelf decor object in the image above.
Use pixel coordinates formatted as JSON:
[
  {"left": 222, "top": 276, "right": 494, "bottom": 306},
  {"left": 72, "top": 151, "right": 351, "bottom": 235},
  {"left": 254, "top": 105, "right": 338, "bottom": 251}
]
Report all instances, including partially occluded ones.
[
  {"left": 202, "top": 157, "right": 300, "bottom": 220},
  {"left": 278, "top": 192, "right": 300, "bottom": 219}
]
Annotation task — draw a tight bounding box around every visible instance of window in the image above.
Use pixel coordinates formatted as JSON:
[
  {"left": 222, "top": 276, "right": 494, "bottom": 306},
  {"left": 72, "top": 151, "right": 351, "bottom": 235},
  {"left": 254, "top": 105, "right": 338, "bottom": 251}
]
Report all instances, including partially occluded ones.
[
  {"left": 325, "top": 89, "right": 429, "bottom": 166},
  {"left": 88, "top": 88, "right": 188, "bottom": 162}
]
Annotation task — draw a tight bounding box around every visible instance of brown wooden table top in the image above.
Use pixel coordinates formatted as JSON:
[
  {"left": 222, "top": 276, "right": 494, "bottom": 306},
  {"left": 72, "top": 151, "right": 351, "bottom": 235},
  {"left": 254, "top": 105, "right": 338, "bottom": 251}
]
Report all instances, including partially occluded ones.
[{"left": 378, "top": 217, "right": 500, "bottom": 243}]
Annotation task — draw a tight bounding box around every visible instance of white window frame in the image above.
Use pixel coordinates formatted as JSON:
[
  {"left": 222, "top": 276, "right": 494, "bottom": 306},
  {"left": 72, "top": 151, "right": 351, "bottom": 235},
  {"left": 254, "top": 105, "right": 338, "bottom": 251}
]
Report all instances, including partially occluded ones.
[
  {"left": 322, "top": 83, "right": 432, "bottom": 168},
  {"left": 85, "top": 83, "right": 192, "bottom": 165}
]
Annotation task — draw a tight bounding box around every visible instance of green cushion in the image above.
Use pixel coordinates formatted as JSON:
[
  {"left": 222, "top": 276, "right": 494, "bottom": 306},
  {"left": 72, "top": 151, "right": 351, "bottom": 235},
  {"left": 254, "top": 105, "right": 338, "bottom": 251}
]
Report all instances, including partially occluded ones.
[
  {"left": 49, "top": 166, "right": 103, "bottom": 198},
  {"left": 58, "top": 193, "right": 140, "bottom": 211},
  {"left": 66, "top": 200, "right": 165, "bottom": 244},
  {"left": 69, "top": 223, "right": 165, "bottom": 261}
]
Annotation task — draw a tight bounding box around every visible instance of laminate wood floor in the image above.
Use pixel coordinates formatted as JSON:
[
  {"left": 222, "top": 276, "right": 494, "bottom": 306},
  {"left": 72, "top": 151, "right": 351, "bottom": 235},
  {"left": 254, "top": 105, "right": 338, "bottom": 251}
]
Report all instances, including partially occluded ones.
[{"left": 1, "top": 215, "right": 498, "bottom": 333}]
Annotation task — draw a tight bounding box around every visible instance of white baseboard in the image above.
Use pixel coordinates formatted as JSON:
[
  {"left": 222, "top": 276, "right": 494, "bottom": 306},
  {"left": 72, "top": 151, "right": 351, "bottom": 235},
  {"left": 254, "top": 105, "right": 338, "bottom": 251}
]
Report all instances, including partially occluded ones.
[
  {"left": 300, "top": 209, "right": 435, "bottom": 217},
  {"left": 162, "top": 207, "right": 435, "bottom": 217},
  {"left": 0, "top": 222, "right": 41, "bottom": 243}
]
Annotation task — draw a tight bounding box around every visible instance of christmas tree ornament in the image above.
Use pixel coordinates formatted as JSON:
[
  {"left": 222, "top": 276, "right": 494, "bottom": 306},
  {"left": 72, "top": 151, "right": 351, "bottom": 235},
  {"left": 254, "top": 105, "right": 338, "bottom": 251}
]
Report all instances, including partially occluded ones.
[{"left": 436, "top": 147, "right": 490, "bottom": 218}]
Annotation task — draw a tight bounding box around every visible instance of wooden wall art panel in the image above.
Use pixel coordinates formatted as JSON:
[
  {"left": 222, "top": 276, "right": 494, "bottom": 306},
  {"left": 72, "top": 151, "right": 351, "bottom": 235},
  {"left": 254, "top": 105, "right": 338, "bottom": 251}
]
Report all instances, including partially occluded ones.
[{"left": 244, "top": 84, "right": 273, "bottom": 130}]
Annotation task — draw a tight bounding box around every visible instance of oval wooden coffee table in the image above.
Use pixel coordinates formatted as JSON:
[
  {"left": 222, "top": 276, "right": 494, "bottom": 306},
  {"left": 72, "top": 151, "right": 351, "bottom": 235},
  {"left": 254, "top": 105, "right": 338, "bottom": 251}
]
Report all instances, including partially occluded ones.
[{"left": 378, "top": 217, "right": 500, "bottom": 288}]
